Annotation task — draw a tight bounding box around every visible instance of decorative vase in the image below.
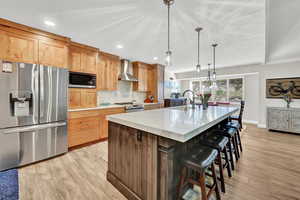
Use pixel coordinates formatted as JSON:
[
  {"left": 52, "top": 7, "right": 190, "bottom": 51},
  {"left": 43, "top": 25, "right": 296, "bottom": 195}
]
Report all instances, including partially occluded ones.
[
  {"left": 200, "top": 93, "right": 211, "bottom": 110},
  {"left": 203, "top": 102, "right": 209, "bottom": 110}
]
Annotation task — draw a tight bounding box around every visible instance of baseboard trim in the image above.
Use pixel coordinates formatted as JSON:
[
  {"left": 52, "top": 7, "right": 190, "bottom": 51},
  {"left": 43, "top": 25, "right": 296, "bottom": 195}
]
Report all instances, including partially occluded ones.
[
  {"left": 258, "top": 124, "right": 267, "bottom": 128},
  {"left": 243, "top": 120, "right": 258, "bottom": 125}
]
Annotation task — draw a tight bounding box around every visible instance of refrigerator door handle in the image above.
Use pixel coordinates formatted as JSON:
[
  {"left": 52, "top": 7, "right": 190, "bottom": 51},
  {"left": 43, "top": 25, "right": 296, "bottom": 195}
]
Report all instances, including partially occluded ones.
[{"left": 0, "top": 122, "right": 67, "bottom": 135}]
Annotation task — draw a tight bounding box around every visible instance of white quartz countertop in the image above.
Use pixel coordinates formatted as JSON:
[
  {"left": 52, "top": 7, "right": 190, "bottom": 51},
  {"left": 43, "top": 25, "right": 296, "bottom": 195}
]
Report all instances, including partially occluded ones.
[
  {"left": 68, "top": 102, "right": 162, "bottom": 112},
  {"left": 68, "top": 105, "right": 125, "bottom": 112},
  {"left": 107, "top": 105, "right": 239, "bottom": 142}
]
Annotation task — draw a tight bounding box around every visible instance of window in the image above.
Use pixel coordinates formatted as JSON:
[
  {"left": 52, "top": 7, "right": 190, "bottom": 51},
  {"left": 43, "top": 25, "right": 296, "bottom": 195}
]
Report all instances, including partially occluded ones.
[
  {"left": 229, "top": 78, "right": 243, "bottom": 102},
  {"left": 190, "top": 77, "right": 244, "bottom": 103},
  {"left": 215, "top": 80, "right": 227, "bottom": 102}
]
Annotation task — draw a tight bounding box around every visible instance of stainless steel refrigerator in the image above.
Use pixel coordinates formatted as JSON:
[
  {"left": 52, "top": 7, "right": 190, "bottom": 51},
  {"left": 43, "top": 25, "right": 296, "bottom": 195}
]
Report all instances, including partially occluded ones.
[{"left": 0, "top": 60, "right": 68, "bottom": 171}]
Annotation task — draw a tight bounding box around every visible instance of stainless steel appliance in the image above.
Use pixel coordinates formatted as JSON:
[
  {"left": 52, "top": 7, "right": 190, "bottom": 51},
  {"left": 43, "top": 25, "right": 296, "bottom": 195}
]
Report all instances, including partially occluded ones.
[
  {"left": 69, "top": 71, "right": 96, "bottom": 88},
  {"left": 0, "top": 60, "right": 68, "bottom": 171},
  {"left": 115, "top": 101, "right": 144, "bottom": 112}
]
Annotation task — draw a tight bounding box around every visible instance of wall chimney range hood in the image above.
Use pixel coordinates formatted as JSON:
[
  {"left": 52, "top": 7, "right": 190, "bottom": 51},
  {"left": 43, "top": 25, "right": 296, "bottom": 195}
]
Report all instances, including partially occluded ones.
[{"left": 118, "top": 59, "right": 138, "bottom": 82}]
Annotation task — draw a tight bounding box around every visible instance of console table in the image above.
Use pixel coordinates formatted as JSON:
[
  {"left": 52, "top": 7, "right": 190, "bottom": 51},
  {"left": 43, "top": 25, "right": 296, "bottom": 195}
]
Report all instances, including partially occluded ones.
[{"left": 267, "top": 107, "right": 300, "bottom": 134}]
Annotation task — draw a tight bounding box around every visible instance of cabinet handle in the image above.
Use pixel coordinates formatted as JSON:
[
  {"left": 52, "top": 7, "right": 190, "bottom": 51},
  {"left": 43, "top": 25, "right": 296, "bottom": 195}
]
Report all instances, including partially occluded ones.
[{"left": 137, "top": 131, "right": 142, "bottom": 142}]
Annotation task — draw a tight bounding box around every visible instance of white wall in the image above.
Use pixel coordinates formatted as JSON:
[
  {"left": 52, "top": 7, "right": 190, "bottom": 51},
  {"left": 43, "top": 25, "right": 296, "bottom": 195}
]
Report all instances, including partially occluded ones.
[
  {"left": 175, "top": 60, "right": 300, "bottom": 127},
  {"left": 243, "top": 74, "right": 260, "bottom": 124}
]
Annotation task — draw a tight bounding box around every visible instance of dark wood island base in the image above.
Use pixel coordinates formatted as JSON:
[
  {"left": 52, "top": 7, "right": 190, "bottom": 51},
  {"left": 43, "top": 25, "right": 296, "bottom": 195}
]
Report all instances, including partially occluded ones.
[{"left": 107, "top": 121, "right": 213, "bottom": 200}]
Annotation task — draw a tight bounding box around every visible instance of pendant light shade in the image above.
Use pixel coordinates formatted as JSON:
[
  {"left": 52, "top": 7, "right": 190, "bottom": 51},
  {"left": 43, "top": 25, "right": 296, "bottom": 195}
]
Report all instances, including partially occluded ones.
[
  {"left": 195, "top": 27, "right": 203, "bottom": 73},
  {"left": 164, "top": 0, "right": 174, "bottom": 68},
  {"left": 211, "top": 44, "right": 218, "bottom": 90},
  {"left": 212, "top": 43, "right": 218, "bottom": 81}
]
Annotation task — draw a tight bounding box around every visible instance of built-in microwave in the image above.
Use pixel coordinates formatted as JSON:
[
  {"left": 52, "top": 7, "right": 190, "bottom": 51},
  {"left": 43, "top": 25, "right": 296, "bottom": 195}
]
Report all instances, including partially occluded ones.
[{"left": 69, "top": 72, "right": 96, "bottom": 89}]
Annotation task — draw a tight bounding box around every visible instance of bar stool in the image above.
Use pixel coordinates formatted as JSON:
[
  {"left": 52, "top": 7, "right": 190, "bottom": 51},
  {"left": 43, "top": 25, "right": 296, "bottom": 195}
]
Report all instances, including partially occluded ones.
[
  {"left": 215, "top": 127, "right": 240, "bottom": 170},
  {"left": 225, "top": 121, "right": 243, "bottom": 153},
  {"left": 177, "top": 145, "right": 221, "bottom": 200},
  {"left": 199, "top": 132, "right": 232, "bottom": 193}
]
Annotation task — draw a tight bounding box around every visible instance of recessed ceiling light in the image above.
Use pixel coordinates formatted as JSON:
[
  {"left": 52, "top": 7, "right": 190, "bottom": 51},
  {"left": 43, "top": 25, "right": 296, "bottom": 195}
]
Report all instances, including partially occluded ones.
[
  {"left": 116, "top": 44, "right": 123, "bottom": 49},
  {"left": 44, "top": 20, "right": 55, "bottom": 27},
  {"left": 153, "top": 57, "right": 158, "bottom": 60}
]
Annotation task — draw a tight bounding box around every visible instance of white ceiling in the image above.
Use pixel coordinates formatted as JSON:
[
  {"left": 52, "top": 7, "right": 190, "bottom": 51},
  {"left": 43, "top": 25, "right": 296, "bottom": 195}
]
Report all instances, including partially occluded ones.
[
  {"left": 1, "top": 0, "right": 265, "bottom": 72},
  {"left": 266, "top": 0, "right": 300, "bottom": 64}
]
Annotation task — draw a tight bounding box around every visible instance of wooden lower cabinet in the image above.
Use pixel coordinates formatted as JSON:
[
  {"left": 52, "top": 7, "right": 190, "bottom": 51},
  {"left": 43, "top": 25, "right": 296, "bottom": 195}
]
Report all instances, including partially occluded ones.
[
  {"left": 107, "top": 122, "right": 157, "bottom": 199},
  {"left": 68, "top": 116, "right": 100, "bottom": 147},
  {"left": 68, "top": 107, "right": 125, "bottom": 148}
]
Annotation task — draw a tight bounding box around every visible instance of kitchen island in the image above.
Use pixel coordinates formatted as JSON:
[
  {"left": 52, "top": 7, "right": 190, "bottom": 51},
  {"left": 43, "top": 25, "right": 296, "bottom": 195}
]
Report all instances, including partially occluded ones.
[{"left": 106, "top": 105, "right": 238, "bottom": 200}]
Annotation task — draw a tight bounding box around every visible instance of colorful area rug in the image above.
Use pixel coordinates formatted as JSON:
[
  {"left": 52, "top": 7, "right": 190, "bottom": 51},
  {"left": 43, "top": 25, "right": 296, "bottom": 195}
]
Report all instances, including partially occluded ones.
[{"left": 0, "top": 169, "right": 19, "bottom": 200}]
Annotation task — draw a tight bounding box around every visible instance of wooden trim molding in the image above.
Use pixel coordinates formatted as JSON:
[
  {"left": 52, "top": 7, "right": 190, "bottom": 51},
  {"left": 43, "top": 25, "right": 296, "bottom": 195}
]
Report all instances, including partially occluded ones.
[{"left": 0, "top": 18, "right": 71, "bottom": 43}]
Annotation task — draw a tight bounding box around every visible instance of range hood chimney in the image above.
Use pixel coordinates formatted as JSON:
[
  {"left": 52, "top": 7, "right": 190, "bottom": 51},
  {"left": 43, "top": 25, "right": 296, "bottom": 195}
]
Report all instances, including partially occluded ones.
[{"left": 118, "top": 59, "right": 138, "bottom": 82}]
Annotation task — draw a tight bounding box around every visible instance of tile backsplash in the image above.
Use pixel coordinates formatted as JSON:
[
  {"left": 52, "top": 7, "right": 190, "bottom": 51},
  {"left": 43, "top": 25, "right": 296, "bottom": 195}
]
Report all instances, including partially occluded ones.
[{"left": 97, "top": 81, "right": 147, "bottom": 105}]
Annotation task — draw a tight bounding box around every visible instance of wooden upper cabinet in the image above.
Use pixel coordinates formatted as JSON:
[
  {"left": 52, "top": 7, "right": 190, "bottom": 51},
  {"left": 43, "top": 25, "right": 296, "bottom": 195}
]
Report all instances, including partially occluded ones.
[
  {"left": 0, "top": 18, "right": 70, "bottom": 67},
  {"left": 38, "top": 39, "right": 69, "bottom": 68},
  {"left": 133, "top": 62, "right": 150, "bottom": 92},
  {"left": 0, "top": 27, "right": 38, "bottom": 64},
  {"left": 69, "top": 45, "right": 82, "bottom": 72},
  {"left": 69, "top": 88, "right": 82, "bottom": 109},
  {"left": 69, "top": 42, "right": 98, "bottom": 74},
  {"left": 69, "top": 88, "right": 97, "bottom": 109},
  {"left": 83, "top": 50, "right": 97, "bottom": 74},
  {"left": 97, "top": 51, "right": 120, "bottom": 91}
]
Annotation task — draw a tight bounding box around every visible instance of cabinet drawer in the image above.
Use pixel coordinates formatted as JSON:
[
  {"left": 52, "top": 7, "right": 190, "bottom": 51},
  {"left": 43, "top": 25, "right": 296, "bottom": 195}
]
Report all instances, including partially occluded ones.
[
  {"left": 68, "top": 117, "right": 100, "bottom": 147},
  {"left": 69, "top": 117, "right": 99, "bottom": 131},
  {"left": 68, "top": 128, "right": 99, "bottom": 148}
]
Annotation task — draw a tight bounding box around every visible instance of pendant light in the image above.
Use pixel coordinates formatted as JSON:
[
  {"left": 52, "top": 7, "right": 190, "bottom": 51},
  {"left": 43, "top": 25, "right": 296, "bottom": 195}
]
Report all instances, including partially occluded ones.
[
  {"left": 207, "top": 63, "right": 211, "bottom": 82},
  {"left": 164, "top": 0, "right": 174, "bottom": 68},
  {"left": 195, "top": 27, "right": 203, "bottom": 73},
  {"left": 212, "top": 43, "right": 218, "bottom": 81}
]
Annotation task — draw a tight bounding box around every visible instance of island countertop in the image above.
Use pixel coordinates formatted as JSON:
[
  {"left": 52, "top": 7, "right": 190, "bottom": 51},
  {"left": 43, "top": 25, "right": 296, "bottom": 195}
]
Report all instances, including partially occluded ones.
[{"left": 107, "top": 105, "right": 239, "bottom": 142}]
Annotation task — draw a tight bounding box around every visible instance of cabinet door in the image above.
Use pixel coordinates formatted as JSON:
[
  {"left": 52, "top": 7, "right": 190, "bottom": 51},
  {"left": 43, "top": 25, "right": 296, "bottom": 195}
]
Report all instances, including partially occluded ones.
[
  {"left": 38, "top": 40, "right": 68, "bottom": 68},
  {"left": 108, "top": 123, "right": 157, "bottom": 199},
  {"left": 82, "top": 50, "right": 97, "bottom": 74},
  {"left": 97, "top": 56, "right": 107, "bottom": 90},
  {"left": 107, "top": 59, "right": 118, "bottom": 90},
  {"left": 291, "top": 111, "right": 300, "bottom": 133},
  {"left": 97, "top": 55, "right": 118, "bottom": 91},
  {"left": 267, "top": 109, "right": 290, "bottom": 131},
  {"left": 69, "top": 46, "right": 82, "bottom": 72},
  {"left": 68, "top": 117, "right": 100, "bottom": 147},
  {"left": 81, "top": 90, "right": 97, "bottom": 108},
  {"left": 0, "top": 29, "right": 38, "bottom": 63},
  {"left": 69, "top": 88, "right": 82, "bottom": 109}
]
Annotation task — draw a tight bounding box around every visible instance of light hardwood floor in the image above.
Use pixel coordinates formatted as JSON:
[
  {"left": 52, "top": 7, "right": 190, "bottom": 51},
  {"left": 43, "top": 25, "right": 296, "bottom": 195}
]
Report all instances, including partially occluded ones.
[{"left": 19, "top": 124, "right": 300, "bottom": 200}]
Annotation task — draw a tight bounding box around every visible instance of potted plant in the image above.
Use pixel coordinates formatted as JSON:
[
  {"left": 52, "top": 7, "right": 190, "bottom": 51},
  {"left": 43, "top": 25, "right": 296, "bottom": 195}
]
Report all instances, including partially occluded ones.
[
  {"left": 283, "top": 93, "right": 293, "bottom": 108},
  {"left": 198, "top": 93, "right": 212, "bottom": 110}
]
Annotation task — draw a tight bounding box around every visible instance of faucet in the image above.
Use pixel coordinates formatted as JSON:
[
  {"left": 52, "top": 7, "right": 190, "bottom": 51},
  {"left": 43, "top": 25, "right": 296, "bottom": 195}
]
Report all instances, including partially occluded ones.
[{"left": 182, "top": 90, "right": 196, "bottom": 109}]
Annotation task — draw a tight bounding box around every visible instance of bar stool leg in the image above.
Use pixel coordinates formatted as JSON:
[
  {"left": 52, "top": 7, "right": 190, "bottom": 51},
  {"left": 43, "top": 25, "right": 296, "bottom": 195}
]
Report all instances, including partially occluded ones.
[
  {"left": 223, "top": 148, "right": 232, "bottom": 178},
  {"left": 237, "top": 130, "right": 243, "bottom": 152},
  {"left": 211, "top": 163, "right": 221, "bottom": 200},
  {"left": 217, "top": 152, "right": 226, "bottom": 193},
  {"left": 177, "top": 167, "right": 187, "bottom": 200},
  {"left": 233, "top": 135, "right": 240, "bottom": 161},
  {"left": 199, "top": 172, "right": 208, "bottom": 200},
  {"left": 227, "top": 138, "right": 235, "bottom": 171}
]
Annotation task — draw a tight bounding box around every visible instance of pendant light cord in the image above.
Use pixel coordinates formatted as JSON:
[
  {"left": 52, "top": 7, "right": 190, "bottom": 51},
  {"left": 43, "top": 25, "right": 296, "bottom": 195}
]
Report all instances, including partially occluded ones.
[
  {"left": 197, "top": 31, "right": 200, "bottom": 65},
  {"left": 168, "top": 4, "right": 170, "bottom": 51}
]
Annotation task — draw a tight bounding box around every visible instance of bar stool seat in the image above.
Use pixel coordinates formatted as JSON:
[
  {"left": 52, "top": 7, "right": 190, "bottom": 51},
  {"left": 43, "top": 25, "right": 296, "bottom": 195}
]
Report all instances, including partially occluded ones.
[
  {"left": 203, "top": 134, "right": 229, "bottom": 151},
  {"left": 184, "top": 145, "right": 218, "bottom": 172},
  {"left": 177, "top": 145, "right": 221, "bottom": 200},
  {"left": 226, "top": 121, "right": 240, "bottom": 130}
]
